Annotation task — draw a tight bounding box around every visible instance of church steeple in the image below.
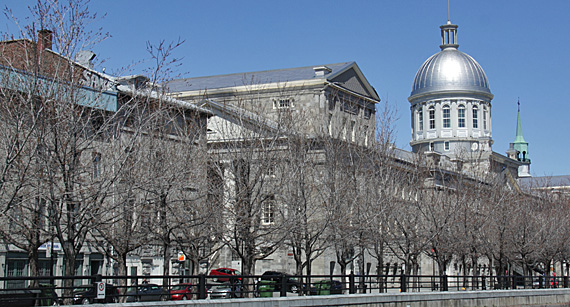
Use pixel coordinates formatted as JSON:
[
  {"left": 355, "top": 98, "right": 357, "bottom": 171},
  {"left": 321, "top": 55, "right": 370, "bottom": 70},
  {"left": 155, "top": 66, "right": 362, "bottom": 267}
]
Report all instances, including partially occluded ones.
[
  {"left": 513, "top": 99, "right": 529, "bottom": 162},
  {"left": 507, "top": 99, "right": 531, "bottom": 178}
]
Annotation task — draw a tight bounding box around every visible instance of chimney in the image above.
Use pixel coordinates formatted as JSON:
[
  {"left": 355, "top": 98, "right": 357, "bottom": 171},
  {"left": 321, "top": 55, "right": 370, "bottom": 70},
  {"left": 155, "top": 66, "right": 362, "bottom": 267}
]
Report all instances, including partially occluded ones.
[{"left": 37, "top": 29, "right": 53, "bottom": 51}]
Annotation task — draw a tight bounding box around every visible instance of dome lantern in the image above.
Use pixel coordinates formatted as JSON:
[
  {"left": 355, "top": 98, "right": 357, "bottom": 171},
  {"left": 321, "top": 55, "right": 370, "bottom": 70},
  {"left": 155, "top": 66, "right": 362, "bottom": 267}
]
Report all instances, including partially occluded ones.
[{"left": 440, "top": 21, "right": 459, "bottom": 50}]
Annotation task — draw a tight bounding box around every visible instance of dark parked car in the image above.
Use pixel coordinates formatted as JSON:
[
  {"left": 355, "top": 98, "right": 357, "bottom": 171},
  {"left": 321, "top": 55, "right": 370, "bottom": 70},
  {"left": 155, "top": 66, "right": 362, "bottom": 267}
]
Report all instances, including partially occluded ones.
[
  {"left": 169, "top": 283, "right": 196, "bottom": 300},
  {"left": 125, "top": 284, "right": 168, "bottom": 302},
  {"left": 260, "top": 271, "right": 302, "bottom": 293},
  {"left": 0, "top": 289, "right": 39, "bottom": 307},
  {"left": 73, "top": 283, "right": 119, "bottom": 304},
  {"left": 310, "top": 280, "right": 344, "bottom": 295},
  {"left": 210, "top": 268, "right": 241, "bottom": 282},
  {"left": 0, "top": 284, "right": 61, "bottom": 307}
]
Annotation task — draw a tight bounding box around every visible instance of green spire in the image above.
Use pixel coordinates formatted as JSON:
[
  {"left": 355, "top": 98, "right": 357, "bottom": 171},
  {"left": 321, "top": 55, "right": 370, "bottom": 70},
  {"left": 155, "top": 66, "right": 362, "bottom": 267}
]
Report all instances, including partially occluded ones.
[{"left": 513, "top": 99, "right": 529, "bottom": 162}]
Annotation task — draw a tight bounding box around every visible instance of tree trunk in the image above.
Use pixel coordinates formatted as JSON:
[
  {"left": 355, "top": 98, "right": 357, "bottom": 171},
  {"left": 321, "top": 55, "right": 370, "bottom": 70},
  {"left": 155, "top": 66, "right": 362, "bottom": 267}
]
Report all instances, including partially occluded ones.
[
  {"left": 162, "top": 243, "right": 171, "bottom": 288},
  {"left": 27, "top": 248, "right": 40, "bottom": 288},
  {"left": 62, "top": 246, "right": 77, "bottom": 305},
  {"left": 117, "top": 253, "right": 128, "bottom": 303}
]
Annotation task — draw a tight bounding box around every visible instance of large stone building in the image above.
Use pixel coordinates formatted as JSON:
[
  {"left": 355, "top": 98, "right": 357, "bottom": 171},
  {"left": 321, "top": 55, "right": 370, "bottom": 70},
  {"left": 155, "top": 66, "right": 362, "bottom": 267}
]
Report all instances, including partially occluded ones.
[
  {"left": 163, "top": 18, "right": 545, "bottom": 279},
  {"left": 167, "top": 62, "right": 382, "bottom": 276},
  {"left": 0, "top": 30, "right": 212, "bottom": 288}
]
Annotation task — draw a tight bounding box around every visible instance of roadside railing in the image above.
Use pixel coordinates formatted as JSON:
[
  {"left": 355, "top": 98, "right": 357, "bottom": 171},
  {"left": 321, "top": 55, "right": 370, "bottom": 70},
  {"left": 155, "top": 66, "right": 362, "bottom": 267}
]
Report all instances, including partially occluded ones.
[{"left": 0, "top": 273, "right": 566, "bottom": 305}]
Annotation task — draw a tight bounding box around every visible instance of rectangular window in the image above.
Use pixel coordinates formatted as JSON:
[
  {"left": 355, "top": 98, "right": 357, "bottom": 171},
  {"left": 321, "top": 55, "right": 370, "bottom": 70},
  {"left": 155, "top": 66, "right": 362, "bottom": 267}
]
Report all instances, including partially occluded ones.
[
  {"left": 429, "top": 142, "right": 435, "bottom": 151},
  {"left": 473, "top": 108, "right": 478, "bottom": 128},
  {"left": 231, "top": 250, "right": 241, "bottom": 261},
  {"left": 458, "top": 107, "right": 465, "bottom": 128},
  {"left": 483, "top": 108, "right": 488, "bottom": 130},
  {"left": 273, "top": 99, "right": 293, "bottom": 109},
  {"left": 363, "top": 108, "right": 373, "bottom": 119},
  {"left": 6, "top": 259, "right": 27, "bottom": 289},
  {"left": 444, "top": 142, "right": 450, "bottom": 151},
  {"left": 92, "top": 152, "right": 102, "bottom": 179},
  {"left": 418, "top": 109, "right": 423, "bottom": 131},
  {"left": 262, "top": 200, "right": 275, "bottom": 225},
  {"left": 340, "top": 100, "right": 358, "bottom": 115},
  {"left": 429, "top": 108, "right": 435, "bottom": 129},
  {"left": 329, "top": 98, "right": 336, "bottom": 111},
  {"left": 443, "top": 107, "right": 450, "bottom": 128}
]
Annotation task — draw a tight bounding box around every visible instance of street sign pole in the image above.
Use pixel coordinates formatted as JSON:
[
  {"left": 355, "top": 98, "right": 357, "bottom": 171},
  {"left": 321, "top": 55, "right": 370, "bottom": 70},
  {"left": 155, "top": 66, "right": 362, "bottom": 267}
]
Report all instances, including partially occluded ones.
[{"left": 96, "top": 282, "right": 106, "bottom": 299}]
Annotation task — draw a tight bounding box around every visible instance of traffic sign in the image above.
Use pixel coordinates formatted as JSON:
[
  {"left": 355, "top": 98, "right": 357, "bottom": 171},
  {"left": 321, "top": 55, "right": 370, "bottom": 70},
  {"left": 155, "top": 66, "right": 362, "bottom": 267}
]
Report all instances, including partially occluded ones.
[
  {"left": 97, "top": 282, "right": 105, "bottom": 299},
  {"left": 38, "top": 242, "right": 62, "bottom": 251}
]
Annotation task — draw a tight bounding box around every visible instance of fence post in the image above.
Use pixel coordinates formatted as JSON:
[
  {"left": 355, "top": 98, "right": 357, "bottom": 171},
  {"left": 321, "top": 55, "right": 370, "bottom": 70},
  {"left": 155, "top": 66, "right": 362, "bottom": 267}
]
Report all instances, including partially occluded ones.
[
  {"left": 441, "top": 275, "right": 448, "bottom": 291},
  {"left": 280, "top": 275, "right": 287, "bottom": 297},
  {"left": 481, "top": 276, "right": 486, "bottom": 290},
  {"left": 400, "top": 273, "right": 407, "bottom": 293},
  {"left": 511, "top": 275, "right": 516, "bottom": 289},
  {"left": 564, "top": 276, "right": 568, "bottom": 288},
  {"left": 229, "top": 276, "right": 236, "bottom": 298},
  {"left": 198, "top": 274, "right": 206, "bottom": 299},
  {"left": 349, "top": 272, "right": 356, "bottom": 294}
]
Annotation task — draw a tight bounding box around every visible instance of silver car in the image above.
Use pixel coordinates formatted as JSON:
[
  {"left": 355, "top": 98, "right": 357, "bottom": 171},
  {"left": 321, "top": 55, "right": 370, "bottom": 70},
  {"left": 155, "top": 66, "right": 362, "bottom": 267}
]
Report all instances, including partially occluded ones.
[{"left": 209, "top": 283, "right": 242, "bottom": 299}]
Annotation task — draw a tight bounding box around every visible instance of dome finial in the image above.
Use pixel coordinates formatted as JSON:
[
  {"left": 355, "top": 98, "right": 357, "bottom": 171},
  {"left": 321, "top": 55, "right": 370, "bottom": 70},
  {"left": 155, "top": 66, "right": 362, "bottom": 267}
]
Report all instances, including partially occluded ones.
[{"left": 447, "top": 0, "right": 451, "bottom": 24}]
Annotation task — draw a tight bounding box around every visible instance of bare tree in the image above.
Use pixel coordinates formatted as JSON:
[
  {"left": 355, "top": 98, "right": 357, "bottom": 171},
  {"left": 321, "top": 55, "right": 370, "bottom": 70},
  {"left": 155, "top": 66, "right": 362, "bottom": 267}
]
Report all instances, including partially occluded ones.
[
  {"left": 0, "top": 81, "right": 49, "bottom": 285},
  {"left": 0, "top": 1, "right": 110, "bottom": 298},
  {"left": 277, "top": 113, "right": 333, "bottom": 293},
  {"left": 360, "top": 100, "right": 399, "bottom": 290},
  {"left": 207, "top": 97, "right": 291, "bottom": 296}
]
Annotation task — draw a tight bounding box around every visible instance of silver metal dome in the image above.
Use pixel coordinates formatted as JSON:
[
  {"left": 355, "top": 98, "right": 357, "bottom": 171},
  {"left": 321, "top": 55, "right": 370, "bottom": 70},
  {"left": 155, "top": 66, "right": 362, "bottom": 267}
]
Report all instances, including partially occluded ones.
[{"left": 410, "top": 48, "right": 491, "bottom": 99}]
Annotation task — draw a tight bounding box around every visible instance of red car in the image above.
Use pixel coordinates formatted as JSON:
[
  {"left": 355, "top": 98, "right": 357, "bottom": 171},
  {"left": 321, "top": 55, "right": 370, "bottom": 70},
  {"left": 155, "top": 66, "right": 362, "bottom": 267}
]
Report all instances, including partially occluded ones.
[
  {"left": 209, "top": 268, "right": 241, "bottom": 282},
  {"left": 169, "top": 283, "right": 195, "bottom": 300}
]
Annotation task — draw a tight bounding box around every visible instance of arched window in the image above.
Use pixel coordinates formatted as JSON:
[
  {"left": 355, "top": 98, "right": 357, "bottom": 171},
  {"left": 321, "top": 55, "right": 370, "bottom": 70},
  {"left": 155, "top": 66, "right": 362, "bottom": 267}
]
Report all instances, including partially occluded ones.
[
  {"left": 417, "top": 107, "right": 423, "bottom": 131},
  {"left": 458, "top": 105, "right": 465, "bottom": 128},
  {"left": 428, "top": 106, "right": 435, "bottom": 129},
  {"left": 483, "top": 107, "right": 488, "bottom": 130},
  {"left": 472, "top": 105, "right": 478, "bottom": 128},
  {"left": 442, "top": 105, "right": 450, "bottom": 128}
]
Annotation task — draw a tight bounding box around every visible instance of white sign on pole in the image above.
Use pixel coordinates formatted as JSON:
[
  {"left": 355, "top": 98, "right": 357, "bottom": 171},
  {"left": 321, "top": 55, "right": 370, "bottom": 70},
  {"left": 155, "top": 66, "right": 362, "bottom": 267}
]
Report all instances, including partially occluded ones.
[
  {"left": 38, "top": 242, "right": 62, "bottom": 251},
  {"left": 96, "top": 282, "right": 105, "bottom": 299}
]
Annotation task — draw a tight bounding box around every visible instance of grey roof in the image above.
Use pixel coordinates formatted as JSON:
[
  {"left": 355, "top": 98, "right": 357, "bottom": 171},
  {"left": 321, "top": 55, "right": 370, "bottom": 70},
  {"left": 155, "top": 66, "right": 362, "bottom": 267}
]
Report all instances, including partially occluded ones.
[
  {"left": 166, "top": 62, "right": 356, "bottom": 93},
  {"left": 518, "top": 175, "right": 570, "bottom": 189},
  {"left": 410, "top": 48, "right": 491, "bottom": 100}
]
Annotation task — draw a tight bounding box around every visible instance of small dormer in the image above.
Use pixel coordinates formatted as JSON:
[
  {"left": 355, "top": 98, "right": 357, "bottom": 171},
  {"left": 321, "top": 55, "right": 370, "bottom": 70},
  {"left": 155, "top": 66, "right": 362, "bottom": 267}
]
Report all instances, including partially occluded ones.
[
  {"left": 116, "top": 75, "right": 150, "bottom": 90},
  {"left": 76, "top": 50, "right": 96, "bottom": 69},
  {"left": 313, "top": 66, "right": 332, "bottom": 77}
]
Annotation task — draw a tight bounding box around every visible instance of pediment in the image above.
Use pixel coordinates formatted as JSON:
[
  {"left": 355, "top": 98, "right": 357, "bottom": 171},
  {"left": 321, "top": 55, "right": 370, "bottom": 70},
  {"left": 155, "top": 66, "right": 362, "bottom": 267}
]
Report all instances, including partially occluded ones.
[{"left": 329, "top": 65, "right": 379, "bottom": 101}]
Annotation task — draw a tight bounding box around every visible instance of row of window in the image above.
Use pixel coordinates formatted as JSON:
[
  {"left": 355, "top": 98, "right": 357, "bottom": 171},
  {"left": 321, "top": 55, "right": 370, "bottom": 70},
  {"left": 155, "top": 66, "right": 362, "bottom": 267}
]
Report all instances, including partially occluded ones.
[
  {"left": 417, "top": 104, "right": 488, "bottom": 131},
  {"left": 429, "top": 141, "right": 451, "bottom": 152},
  {"left": 327, "top": 114, "right": 370, "bottom": 145},
  {"left": 329, "top": 97, "right": 374, "bottom": 120}
]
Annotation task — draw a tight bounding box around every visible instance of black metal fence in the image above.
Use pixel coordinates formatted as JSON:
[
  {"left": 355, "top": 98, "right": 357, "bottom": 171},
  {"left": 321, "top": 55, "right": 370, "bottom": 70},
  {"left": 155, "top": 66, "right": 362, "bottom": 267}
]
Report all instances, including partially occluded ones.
[{"left": 0, "top": 273, "right": 566, "bottom": 305}]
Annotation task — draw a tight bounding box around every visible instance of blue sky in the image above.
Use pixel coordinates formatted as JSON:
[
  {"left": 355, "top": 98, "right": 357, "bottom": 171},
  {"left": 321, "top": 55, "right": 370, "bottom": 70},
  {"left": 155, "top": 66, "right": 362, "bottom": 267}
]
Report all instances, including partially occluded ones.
[{"left": 2, "top": 0, "right": 569, "bottom": 176}]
